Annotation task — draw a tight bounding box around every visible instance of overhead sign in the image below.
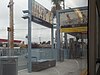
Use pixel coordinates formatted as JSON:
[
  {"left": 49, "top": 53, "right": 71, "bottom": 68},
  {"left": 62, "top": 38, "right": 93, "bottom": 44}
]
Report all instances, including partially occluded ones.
[
  {"left": 60, "top": 26, "right": 87, "bottom": 33},
  {"left": 60, "top": 7, "right": 88, "bottom": 27},
  {"left": 32, "top": 0, "right": 53, "bottom": 28}
]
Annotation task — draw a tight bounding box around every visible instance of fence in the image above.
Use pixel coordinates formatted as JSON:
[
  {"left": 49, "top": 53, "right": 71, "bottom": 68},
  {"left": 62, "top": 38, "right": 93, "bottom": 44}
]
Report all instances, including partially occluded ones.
[{"left": 0, "top": 48, "right": 70, "bottom": 70}]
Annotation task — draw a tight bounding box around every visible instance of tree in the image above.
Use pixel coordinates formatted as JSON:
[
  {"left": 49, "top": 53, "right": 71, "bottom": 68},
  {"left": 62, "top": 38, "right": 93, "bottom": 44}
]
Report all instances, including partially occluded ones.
[
  {"left": 46, "top": 41, "right": 50, "bottom": 44},
  {"left": 51, "top": 0, "right": 64, "bottom": 6},
  {"left": 31, "top": 42, "right": 40, "bottom": 48},
  {"left": 51, "top": 0, "right": 64, "bottom": 17},
  {"left": 42, "top": 41, "right": 46, "bottom": 44}
]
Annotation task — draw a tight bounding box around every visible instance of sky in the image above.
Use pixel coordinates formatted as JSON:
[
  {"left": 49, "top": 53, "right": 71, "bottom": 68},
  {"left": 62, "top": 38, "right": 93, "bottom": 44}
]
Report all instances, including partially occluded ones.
[{"left": 0, "top": 0, "right": 88, "bottom": 43}]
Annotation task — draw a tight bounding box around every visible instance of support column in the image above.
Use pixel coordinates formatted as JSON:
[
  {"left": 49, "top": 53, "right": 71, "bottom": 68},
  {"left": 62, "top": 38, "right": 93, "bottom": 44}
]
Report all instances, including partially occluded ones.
[
  {"left": 69, "top": 38, "right": 74, "bottom": 59},
  {"left": 51, "top": 19, "right": 54, "bottom": 49},
  {"left": 56, "top": 11, "right": 61, "bottom": 61},
  {"left": 64, "top": 33, "right": 68, "bottom": 59},
  {"left": 97, "top": 0, "right": 100, "bottom": 58},
  {"left": 89, "top": 0, "right": 96, "bottom": 75},
  {"left": 98, "top": 16, "right": 100, "bottom": 58},
  {"left": 28, "top": 0, "right": 32, "bottom": 73},
  {"left": 64, "top": 33, "right": 68, "bottom": 48},
  {"left": 81, "top": 33, "right": 84, "bottom": 58},
  {"left": 51, "top": 19, "right": 54, "bottom": 59}
]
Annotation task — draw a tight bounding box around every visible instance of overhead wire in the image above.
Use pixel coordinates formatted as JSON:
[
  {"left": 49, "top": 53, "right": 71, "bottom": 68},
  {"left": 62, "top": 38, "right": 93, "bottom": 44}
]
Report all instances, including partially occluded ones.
[{"left": 0, "top": 28, "right": 50, "bottom": 31}]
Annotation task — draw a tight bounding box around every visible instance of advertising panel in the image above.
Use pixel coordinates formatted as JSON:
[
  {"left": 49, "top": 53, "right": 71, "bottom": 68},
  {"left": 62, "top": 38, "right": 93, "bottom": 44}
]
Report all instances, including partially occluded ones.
[{"left": 60, "top": 7, "right": 88, "bottom": 27}]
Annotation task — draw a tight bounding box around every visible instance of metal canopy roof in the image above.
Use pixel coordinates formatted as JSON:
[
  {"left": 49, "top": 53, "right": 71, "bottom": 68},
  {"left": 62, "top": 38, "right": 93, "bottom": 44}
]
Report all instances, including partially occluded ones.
[{"left": 57, "top": 6, "right": 88, "bottom": 13}]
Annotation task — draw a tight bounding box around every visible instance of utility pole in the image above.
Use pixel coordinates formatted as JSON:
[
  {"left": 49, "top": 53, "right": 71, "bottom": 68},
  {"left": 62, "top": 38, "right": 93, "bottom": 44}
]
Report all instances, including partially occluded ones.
[{"left": 8, "top": 0, "right": 14, "bottom": 49}]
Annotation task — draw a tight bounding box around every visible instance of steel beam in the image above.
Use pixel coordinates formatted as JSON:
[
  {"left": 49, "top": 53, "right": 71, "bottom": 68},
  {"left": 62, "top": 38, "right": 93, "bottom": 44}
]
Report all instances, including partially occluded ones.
[{"left": 57, "top": 6, "right": 88, "bottom": 13}]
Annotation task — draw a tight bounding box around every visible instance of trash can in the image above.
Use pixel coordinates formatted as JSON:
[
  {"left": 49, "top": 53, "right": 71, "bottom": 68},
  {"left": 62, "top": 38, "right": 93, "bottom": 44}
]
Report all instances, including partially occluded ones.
[{"left": 0, "top": 56, "right": 18, "bottom": 75}]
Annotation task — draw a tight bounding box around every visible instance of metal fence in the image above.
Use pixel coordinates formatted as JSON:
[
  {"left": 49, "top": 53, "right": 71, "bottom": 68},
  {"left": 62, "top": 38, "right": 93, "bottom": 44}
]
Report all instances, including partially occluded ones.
[
  {"left": 0, "top": 48, "right": 73, "bottom": 70},
  {"left": 0, "top": 47, "right": 87, "bottom": 71},
  {"left": 0, "top": 48, "right": 28, "bottom": 70}
]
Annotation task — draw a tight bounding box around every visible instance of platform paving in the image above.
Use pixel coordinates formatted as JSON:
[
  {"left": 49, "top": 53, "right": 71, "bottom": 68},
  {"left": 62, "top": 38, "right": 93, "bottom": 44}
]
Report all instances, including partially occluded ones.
[{"left": 18, "top": 59, "right": 87, "bottom": 75}]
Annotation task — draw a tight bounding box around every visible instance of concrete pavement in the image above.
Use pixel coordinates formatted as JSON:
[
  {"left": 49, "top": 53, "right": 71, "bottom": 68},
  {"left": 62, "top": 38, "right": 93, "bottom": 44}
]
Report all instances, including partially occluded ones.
[{"left": 18, "top": 59, "right": 87, "bottom": 75}]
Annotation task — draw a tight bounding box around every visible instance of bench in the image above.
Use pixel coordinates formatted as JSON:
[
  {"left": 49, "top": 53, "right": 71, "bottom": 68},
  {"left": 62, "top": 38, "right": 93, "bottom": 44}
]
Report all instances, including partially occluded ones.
[{"left": 32, "top": 59, "right": 56, "bottom": 72}]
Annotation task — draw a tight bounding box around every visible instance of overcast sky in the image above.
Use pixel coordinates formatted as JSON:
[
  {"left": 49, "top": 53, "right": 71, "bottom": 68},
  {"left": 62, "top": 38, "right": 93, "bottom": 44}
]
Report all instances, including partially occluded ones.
[{"left": 0, "top": 0, "right": 88, "bottom": 43}]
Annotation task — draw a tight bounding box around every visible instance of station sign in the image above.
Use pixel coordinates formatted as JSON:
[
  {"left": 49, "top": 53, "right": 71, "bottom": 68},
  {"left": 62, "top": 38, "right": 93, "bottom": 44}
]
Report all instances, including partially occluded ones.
[
  {"left": 32, "top": 0, "right": 53, "bottom": 28},
  {"left": 60, "top": 7, "right": 88, "bottom": 27}
]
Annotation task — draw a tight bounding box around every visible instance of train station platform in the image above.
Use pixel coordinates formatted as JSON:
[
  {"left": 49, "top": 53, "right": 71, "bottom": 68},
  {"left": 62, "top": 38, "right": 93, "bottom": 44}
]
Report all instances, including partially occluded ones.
[{"left": 18, "top": 59, "right": 87, "bottom": 75}]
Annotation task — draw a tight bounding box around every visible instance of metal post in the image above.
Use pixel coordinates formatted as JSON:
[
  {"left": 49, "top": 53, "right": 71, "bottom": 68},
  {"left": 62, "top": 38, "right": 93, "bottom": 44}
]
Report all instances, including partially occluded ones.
[
  {"left": 96, "top": 8, "right": 99, "bottom": 59},
  {"left": 97, "top": 0, "right": 100, "bottom": 58},
  {"left": 64, "top": 33, "right": 68, "bottom": 59},
  {"left": 81, "top": 33, "right": 84, "bottom": 57},
  {"left": 64, "top": 33, "right": 68, "bottom": 48},
  {"left": 51, "top": 18, "right": 55, "bottom": 59},
  {"left": 98, "top": 15, "right": 100, "bottom": 58},
  {"left": 28, "top": 0, "right": 32, "bottom": 73},
  {"left": 89, "top": 0, "right": 96, "bottom": 75},
  {"left": 51, "top": 18, "right": 54, "bottom": 49},
  {"left": 56, "top": 11, "right": 61, "bottom": 61}
]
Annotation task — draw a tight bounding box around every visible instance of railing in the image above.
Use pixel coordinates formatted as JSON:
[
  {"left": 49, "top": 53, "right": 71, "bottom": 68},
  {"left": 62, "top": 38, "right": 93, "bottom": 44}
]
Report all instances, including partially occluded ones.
[
  {"left": 0, "top": 48, "right": 28, "bottom": 56},
  {"left": 0, "top": 48, "right": 28, "bottom": 70},
  {"left": 0, "top": 48, "right": 87, "bottom": 71},
  {"left": 0, "top": 48, "right": 86, "bottom": 60}
]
